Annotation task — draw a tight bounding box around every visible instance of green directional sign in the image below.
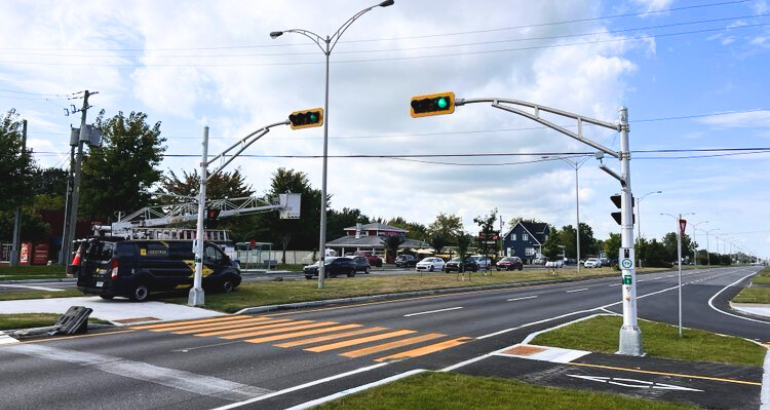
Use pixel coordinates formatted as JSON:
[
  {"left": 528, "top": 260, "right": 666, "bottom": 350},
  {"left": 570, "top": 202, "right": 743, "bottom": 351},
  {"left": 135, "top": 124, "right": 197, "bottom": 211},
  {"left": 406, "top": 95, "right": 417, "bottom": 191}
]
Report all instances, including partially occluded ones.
[{"left": 622, "top": 275, "right": 633, "bottom": 285}]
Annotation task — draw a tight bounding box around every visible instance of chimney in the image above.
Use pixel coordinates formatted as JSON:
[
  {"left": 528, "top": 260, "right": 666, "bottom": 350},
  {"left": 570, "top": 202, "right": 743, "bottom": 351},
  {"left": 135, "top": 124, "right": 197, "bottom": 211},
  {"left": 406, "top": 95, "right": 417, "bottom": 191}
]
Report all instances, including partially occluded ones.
[{"left": 356, "top": 223, "right": 362, "bottom": 239}]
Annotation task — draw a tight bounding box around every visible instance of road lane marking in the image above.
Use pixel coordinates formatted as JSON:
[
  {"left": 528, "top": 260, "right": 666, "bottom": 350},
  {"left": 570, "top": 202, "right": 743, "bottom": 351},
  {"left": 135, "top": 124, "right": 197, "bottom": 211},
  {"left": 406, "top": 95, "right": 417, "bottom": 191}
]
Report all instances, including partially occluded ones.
[
  {"left": 707, "top": 269, "right": 770, "bottom": 325},
  {"left": 173, "top": 341, "right": 242, "bottom": 352},
  {"left": 566, "top": 288, "right": 589, "bottom": 293},
  {"left": 567, "top": 374, "right": 704, "bottom": 392},
  {"left": 508, "top": 296, "right": 538, "bottom": 302},
  {"left": 244, "top": 324, "right": 362, "bottom": 344},
  {"left": 570, "top": 362, "right": 762, "bottom": 386},
  {"left": 207, "top": 362, "right": 390, "bottom": 410},
  {"left": 3, "top": 343, "right": 273, "bottom": 401},
  {"left": 306, "top": 330, "right": 416, "bottom": 353},
  {"left": 194, "top": 320, "right": 305, "bottom": 338},
  {"left": 220, "top": 322, "right": 337, "bottom": 340},
  {"left": 340, "top": 333, "right": 444, "bottom": 358},
  {"left": 403, "top": 306, "right": 463, "bottom": 317},
  {"left": 0, "top": 284, "right": 64, "bottom": 292},
  {"left": 275, "top": 327, "right": 389, "bottom": 348},
  {"left": 131, "top": 315, "right": 248, "bottom": 330},
  {"left": 0, "top": 331, "right": 19, "bottom": 345},
  {"left": 377, "top": 337, "right": 473, "bottom": 362},
  {"left": 167, "top": 317, "right": 274, "bottom": 334}
]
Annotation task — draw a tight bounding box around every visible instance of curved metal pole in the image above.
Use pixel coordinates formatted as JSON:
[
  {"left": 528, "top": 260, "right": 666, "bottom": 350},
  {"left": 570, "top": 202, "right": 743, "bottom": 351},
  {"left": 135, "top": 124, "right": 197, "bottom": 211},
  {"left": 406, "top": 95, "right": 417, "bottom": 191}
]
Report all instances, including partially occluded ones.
[{"left": 282, "top": 29, "right": 326, "bottom": 53}]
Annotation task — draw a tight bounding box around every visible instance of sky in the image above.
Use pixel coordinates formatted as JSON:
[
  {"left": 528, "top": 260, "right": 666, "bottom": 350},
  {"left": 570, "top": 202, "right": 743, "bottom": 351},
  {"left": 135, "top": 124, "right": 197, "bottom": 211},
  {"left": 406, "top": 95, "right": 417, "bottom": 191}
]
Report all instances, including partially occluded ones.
[{"left": 1, "top": 0, "right": 769, "bottom": 259}]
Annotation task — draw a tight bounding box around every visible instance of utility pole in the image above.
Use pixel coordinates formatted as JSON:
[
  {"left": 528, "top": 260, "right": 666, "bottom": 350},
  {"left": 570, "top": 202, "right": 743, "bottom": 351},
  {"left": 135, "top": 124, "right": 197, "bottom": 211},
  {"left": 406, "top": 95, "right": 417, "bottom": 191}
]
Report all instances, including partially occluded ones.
[
  {"left": 63, "top": 90, "right": 97, "bottom": 265},
  {"left": 10, "top": 120, "right": 28, "bottom": 266}
]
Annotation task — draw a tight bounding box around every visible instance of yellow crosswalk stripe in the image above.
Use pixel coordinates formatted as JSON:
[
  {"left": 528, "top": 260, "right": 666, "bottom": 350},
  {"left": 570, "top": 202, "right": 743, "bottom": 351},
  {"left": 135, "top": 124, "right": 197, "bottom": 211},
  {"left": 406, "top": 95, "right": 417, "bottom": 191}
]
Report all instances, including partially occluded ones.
[
  {"left": 194, "top": 319, "right": 302, "bottom": 338},
  {"left": 220, "top": 321, "right": 338, "bottom": 340},
  {"left": 341, "top": 333, "right": 444, "bottom": 358},
  {"left": 244, "top": 324, "right": 363, "bottom": 344},
  {"left": 376, "top": 337, "right": 473, "bottom": 362},
  {"left": 275, "top": 327, "right": 389, "bottom": 348},
  {"left": 305, "top": 330, "right": 416, "bottom": 353},
  {"left": 169, "top": 317, "right": 275, "bottom": 334},
  {"left": 130, "top": 315, "right": 250, "bottom": 330}
]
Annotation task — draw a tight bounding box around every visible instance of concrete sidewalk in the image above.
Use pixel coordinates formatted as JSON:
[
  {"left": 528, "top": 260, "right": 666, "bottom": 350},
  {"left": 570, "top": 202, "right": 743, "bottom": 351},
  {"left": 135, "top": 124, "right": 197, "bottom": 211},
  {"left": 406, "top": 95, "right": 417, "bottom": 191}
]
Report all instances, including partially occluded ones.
[
  {"left": 0, "top": 296, "right": 223, "bottom": 326},
  {"left": 732, "top": 303, "right": 770, "bottom": 320}
]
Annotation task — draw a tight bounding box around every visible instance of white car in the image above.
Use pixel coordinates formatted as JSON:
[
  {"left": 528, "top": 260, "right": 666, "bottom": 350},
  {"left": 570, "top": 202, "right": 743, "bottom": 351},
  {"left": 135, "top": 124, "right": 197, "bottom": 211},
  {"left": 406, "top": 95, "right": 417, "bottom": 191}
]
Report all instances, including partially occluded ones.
[
  {"left": 584, "top": 258, "right": 601, "bottom": 268},
  {"left": 471, "top": 256, "right": 492, "bottom": 270},
  {"left": 545, "top": 260, "right": 564, "bottom": 268},
  {"left": 416, "top": 257, "right": 445, "bottom": 272}
]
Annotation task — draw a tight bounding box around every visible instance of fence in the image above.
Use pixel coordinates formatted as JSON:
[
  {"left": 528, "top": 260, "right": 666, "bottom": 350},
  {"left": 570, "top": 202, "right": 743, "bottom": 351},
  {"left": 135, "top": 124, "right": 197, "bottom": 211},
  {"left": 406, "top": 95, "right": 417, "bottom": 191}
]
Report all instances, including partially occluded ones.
[{"left": 236, "top": 249, "right": 315, "bottom": 269}]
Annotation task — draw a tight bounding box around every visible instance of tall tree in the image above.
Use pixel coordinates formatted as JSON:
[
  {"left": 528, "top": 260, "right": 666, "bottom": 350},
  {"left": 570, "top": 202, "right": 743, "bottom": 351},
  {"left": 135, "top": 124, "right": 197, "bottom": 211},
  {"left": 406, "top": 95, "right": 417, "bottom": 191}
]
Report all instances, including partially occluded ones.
[
  {"left": 456, "top": 232, "right": 473, "bottom": 265},
  {"left": 474, "top": 208, "right": 498, "bottom": 257},
  {"left": 542, "top": 227, "right": 562, "bottom": 261},
  {"left": 604, "top": 233, "right": 622, "bottom": 265},
  {"left": 662, "top": 232, "right": 693, "bottom": 262},
  {"left": 80, "top": 111, "right": 166, "bottom": 220},
  {"left": 508, "top": 217, "right": 545, "bottom": 227},
  {"left": 30, "top": 167, "right": 68, "bottom": 197},
  {"left": 405, "top": 222, "right": 429, "bottom": 242},
  {"left": 429, "top": 235, "right": 449, "bottom": 255},
  {"left": 327, "top": 207, "right": 369, "bottom": 240},
  {"left": 0, "top": 109, "right": 34, "bottom": 212},
  {"left": 428, "top": 213, "right": 463, "bottom": 244},
  {"left": 159, "top": 168, "right": 254, "bottom": 203},
  {"left": 383, "top": 235, "right": 405, "bottom": 261}
]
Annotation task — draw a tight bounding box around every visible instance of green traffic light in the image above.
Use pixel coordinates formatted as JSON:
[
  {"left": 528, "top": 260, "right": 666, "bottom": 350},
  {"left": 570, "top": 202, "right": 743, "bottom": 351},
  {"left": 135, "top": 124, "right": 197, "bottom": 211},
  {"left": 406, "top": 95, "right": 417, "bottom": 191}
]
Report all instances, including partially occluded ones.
[
  {"left": 437, "top": 97, "right": 448, "bottom": 109},
  {"left": 310, "top": 113, "right": 318, "bottom": 122}
]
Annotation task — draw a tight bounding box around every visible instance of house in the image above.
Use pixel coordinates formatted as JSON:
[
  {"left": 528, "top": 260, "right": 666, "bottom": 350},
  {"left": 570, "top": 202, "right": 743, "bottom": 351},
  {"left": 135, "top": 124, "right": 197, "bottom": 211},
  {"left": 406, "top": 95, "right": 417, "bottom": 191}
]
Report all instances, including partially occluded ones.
[
  {"left": 325, "top": 222, "right": 429, "bottom": 262},
  {"left": 500, "top": 221, "right": 551, "bottom": 264}
]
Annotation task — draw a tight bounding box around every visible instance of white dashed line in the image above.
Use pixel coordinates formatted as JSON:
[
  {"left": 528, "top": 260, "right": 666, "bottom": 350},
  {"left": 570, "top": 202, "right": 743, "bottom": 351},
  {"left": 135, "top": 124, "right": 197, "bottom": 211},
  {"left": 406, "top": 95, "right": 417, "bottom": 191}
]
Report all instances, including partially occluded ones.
[
  {"left": 404, "top": 306, "right": 463, "bottom": 317},
  {"left": 507, "top": 296, "right": 538, "bottom": 302},
  {"left": 566, "top": 288, "right": 589, "bottom": 293}
]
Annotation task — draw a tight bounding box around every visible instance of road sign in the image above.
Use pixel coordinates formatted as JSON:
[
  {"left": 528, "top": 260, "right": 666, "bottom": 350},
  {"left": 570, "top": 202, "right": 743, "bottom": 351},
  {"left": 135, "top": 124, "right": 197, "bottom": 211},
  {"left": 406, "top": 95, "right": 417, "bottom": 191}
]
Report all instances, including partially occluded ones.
[
  {"left": 621, "top": 259, "right": 634, "bottom": 270},
  {"left": 679, "top": 218, "right": 687, "bottom": 235},
  {"left": 622, "top": 275, "right": 633, "bottom": 285}
]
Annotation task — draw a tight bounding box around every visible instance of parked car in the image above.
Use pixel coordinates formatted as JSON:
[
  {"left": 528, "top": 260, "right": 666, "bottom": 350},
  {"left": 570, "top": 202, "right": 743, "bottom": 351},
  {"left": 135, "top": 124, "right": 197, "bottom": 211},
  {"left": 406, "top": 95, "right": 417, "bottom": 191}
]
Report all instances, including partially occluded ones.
[
  {"left": 584, "top": 258, "right": 601, "bottom": 268},
  {"left": 545, "top": 259, "right": 564, "bottom": 268},
  {"left": 471, "top": 255, "right": 492, "bottom": 270},
  {"left": 351, "top": 256, "right": 371, "bottom": 274},
  {"left": 532, "top": 257, "right": 547, "bottom": 265},
  {"left": 304, "top": 257, "right": 357, "bottom": 279},
  {"left": 76, "top": 237, "right": 241, "bottom": 302},
  {"left": 496, "top": 256, "right": 523, "bottom": 271},
  {"left": 444, "top": 257, "right": 479, "bottom": 273},
  {"left": 394, "top": 254, "right": 418, "bottom": 268},
  {"left": 416, "top": 257, "right": 445, "bottom": 272},
  {"left": 354, "top": 251, "right": 383, "bottom": 268}
]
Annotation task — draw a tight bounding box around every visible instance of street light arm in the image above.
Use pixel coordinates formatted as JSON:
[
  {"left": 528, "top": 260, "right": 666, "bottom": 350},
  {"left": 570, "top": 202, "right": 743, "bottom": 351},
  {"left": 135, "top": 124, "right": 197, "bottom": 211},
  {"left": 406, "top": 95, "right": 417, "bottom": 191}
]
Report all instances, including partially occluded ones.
[
  {"left": 280, "top": 29, "right": 327, "bottom": 53},
  {"left": 329, "top": 1, "right": 389, "bottom": 52},
  {"left": 206, "top": 120, "right": 291, "bottom": 179}
]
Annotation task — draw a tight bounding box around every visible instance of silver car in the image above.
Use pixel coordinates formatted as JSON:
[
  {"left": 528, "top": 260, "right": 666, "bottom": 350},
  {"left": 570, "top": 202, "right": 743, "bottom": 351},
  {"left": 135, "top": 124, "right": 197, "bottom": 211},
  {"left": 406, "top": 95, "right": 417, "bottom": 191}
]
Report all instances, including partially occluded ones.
[
  {"left": 471, "top": 256, "right": 492, "bottom": 270},
  {"left": 416, "top": 257, "right": 445, "bottom": 272}
]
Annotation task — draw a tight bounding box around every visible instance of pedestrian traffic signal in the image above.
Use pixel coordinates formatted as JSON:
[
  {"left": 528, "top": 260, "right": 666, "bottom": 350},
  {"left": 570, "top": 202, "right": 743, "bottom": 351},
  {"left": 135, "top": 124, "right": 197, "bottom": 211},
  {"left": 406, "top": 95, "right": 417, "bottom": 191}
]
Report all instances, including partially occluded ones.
[
  {"left": 410, "top": 92, "right": 456, "bottom": 118},
  {"left": 289, "top": 108, "right": 324, "bottom": 130},
  {"left": 610, "top": 194, "right": 635, "bottom": 225},
  {"left": 205, "top": 208, "right": 221, "bottom": 228}
]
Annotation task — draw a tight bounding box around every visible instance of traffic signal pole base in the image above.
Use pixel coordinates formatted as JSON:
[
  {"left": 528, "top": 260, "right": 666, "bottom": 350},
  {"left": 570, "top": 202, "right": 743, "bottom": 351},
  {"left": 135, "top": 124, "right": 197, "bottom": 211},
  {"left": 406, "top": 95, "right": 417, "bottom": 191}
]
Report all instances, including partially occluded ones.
[
  {"left": 618, "top": 326, "right": 644, "bottom": 356},
  {"left": 188, "top": 287, "right": 205, "bottom": 306}
]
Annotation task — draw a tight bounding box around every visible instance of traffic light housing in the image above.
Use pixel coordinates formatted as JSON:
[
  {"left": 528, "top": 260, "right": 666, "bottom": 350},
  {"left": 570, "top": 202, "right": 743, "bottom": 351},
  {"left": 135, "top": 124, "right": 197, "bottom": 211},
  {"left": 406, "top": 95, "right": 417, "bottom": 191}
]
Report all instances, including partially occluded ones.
[
  {"left": 610, "top": 194, "right": 635, "bottom": 225},
  {"left": 410, "top": 92, "right": 456, "bottom": 118},
  {"left": 205, "top": 208, "right": 221, "bottom": 228},
  {"left": 289, "top": 108, "right": 324, "bottom": 130}
]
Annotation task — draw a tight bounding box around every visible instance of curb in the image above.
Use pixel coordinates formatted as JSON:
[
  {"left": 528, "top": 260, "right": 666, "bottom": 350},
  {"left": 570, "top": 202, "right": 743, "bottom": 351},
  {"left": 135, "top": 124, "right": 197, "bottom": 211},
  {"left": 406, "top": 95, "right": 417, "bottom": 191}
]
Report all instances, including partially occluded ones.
[
  {"left": 729, "top": 302, "right": 770, "bottom": 323},
  {"left": 0, "top": 277, "right": 75, "bottom": 284}
]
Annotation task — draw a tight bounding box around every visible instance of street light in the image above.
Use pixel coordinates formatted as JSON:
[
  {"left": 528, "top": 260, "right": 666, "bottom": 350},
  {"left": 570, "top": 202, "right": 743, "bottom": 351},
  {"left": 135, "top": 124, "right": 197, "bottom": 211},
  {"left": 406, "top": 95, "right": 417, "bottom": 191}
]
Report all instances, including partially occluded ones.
[
  {"left": 697, "top": 228, "right": 720, "bottom": 266},
  {"left": 636, "top": 191, "right": 662, "bottom": 241},
  {"left": 543, "top": 155, "right": 589, "bottom": 273},
  {"left": 661, "top": 212, "right": 694, "bottom": 338},
  {"left": 271, "top": 0, "right": 395, "bottom": 289},
  {"left": 690, "top": 220, "right": 708, "bottom": 265}
]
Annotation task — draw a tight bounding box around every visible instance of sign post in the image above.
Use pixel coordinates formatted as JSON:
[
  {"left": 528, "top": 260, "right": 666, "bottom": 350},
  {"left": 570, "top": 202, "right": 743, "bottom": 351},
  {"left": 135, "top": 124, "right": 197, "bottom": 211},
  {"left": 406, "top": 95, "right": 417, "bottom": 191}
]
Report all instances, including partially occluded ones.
[{"left": 677, "top": 217, "right": 686, "bottom": 337}]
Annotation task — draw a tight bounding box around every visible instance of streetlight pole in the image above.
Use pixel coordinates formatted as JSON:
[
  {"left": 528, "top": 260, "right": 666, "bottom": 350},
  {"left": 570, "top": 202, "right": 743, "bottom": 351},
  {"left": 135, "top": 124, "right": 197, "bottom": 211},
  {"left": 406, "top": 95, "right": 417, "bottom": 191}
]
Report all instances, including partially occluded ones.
[
  {"left": 691, "top": 221, "right": 708, "bottom": 265},
  {"left": 661, "top": 212, "right": 693, "bottom": 337},
  {"left": 635, "top": 190, "right": 662, "bottom": 267},
  {"left": 270, "top": 0, "right": 395, "bottom": 289},
  {"left": 699, "top": 228, "right": 719, "bottom": 266},
  {"left": 542, "top": 155, "right": 589, "bottom": 273}
]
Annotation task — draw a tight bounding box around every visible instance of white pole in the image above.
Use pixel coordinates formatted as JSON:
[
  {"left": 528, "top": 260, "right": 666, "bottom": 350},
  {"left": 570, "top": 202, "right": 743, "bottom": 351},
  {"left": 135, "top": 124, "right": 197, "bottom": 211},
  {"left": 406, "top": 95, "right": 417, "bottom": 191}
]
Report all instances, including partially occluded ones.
[
  {"left": 618, "top": 107, "right": 643, "bottom": 356},
  {"left": 677, "top": 214, "right": 682, "bottom": 337},
  {"left": 189, "top": 126, "right": 208, "bottom": 306},
  {"left": 575, "top": 165, "right": 581, "bottom": 274}
]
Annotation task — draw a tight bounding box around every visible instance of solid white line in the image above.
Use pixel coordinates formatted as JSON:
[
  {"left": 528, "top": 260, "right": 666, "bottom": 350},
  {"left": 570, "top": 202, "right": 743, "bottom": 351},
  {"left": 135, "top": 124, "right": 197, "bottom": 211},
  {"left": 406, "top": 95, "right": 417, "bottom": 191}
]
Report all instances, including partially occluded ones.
[
  {"left": 280, "top": 369, "right": 426, "bottom": 410},
  {"left": 521, "top": 313, "right": 606, "bottom": 345},
  {"left": 0, "top": 284, "right": 64, "bottom": 292},
  {"left": 403, "top": 306, "right": 463, "bottom": 317},
  {"left": 761, "top": 350, "right": 770, "bottom": 410},
  {"left": 507, "top": 296, "right": 538, "bottom": 302},
  {"left": 566, "top": 288, "right": 589, "bottom": 293},
  {"left": 208, "top": 362, "right": 389, "bottom": 410},
  {"left": 476, "top": 308, "right": 596, "bottom": 340},
  {"left": 707, "top": 269, "right": 770, "bottom": 325}
]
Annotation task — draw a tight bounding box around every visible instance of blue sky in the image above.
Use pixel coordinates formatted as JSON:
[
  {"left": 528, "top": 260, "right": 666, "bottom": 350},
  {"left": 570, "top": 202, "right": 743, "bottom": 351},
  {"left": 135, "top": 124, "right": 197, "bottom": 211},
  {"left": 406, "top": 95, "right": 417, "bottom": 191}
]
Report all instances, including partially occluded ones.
[{"left": 0, "top": 0, "right": 768, "bottom": 259}]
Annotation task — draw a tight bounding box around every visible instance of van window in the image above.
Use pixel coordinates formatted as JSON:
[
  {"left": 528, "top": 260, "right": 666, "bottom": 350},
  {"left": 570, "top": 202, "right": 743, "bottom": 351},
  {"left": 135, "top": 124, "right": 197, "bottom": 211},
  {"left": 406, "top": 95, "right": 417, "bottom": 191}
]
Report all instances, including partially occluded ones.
[
  {"left": 86, "top": 241, "right": 115, "bottom": 261},
  {"left": 205, "top": 245, "right": 225, "bottom": 264}
]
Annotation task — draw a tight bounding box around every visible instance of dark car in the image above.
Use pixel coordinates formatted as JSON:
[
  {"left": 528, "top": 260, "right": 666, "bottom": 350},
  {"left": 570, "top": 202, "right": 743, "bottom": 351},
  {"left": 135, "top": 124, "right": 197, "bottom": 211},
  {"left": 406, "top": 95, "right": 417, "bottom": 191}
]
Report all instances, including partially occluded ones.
[
  {"left": 394, "top": 254, "right": 418, "bottom": 268},
  {"left": 351, "top": 256, "right": 371, "bottom": 274},
  {"left": 354, "top": 251, "right": 383, "bottom": 268},
  {"left": 496, "top": 256, "right": 523, "bottom": 271},
  {"left": 76, "top": 238, "right": 241, "bottom": 302},
  {"left": 304, "top": 257, "right": 357, "bottom": 280},
  {"left": 444, "top": 257, "right": 479, "bottom": 273}
]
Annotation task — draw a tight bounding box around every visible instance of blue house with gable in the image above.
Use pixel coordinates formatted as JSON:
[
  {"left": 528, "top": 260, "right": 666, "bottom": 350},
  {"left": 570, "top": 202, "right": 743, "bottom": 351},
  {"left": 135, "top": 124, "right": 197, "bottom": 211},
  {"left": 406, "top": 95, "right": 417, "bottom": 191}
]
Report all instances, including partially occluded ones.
[{"left": 501, "top": 221, "right": 551, "bottom": 264}]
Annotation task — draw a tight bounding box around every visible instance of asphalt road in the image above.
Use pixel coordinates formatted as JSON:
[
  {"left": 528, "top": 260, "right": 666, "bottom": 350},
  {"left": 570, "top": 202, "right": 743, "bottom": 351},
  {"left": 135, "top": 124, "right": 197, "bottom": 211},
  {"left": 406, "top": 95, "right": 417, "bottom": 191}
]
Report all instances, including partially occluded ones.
[{"left": 0, "top": 266, "right": 766, "bottom": 410}]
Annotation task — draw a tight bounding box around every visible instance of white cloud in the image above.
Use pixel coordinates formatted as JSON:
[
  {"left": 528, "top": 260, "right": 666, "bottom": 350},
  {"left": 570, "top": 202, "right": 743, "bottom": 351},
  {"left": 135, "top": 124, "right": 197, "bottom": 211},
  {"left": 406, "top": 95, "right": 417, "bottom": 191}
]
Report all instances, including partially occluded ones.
[
  {"left": 698, "top": 111, "right": 770, "bottom": 130},
  {"left": 631, "top": 0, "right": 675, "bottom": 14}
]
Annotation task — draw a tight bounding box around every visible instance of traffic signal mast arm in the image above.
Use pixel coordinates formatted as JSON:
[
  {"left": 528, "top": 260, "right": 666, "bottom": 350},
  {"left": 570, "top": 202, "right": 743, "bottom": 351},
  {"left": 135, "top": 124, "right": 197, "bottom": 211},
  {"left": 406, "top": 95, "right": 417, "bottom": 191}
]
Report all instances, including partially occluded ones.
[{"left": 206, "top": 119, "right": 290, "bottom": 180}]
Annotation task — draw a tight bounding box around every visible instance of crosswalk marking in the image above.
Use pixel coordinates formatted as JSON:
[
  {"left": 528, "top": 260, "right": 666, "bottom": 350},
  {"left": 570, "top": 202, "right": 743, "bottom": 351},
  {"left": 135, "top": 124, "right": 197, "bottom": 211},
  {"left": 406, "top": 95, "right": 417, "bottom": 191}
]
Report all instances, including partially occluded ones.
[
  {"left": 194, "top": 319, "right": 301, "bottom": 338},
  {"left": 341, "top": 333, "right": 444, "bottom": 358},
  {"left": 244, "top": 324, "right": 363, "bottom": 344},
  {"left": 274, "top": 327, "right": 389, "bottom": 348},
  {"left": 305, "top": 330, "right": 416, "bottom": 353},
  {"left": 376, "top": 337, "right": 473, "bottom": 362},
  {"left": 219, "top": 322, "right": 338, "bottom": 340},
  {"left": 131, "top": 315, "right": 249, "bottom": 330},
  {"left": 169, "top": 317, "right": 275, "bottom": 334}
]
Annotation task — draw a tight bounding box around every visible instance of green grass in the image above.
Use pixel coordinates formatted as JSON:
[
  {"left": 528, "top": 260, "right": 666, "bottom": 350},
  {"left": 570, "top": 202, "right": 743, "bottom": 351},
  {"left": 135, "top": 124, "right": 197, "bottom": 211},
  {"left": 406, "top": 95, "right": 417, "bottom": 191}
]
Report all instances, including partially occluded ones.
[
  {"left": 314, "top": 372, "right": 702, "bottom": 410},
  {"left": 0, "top": 313, "right": 111, "bottom": 330},
  {"left": 532, "top": 315, "right": 766, "bottom": 367},
  {"left": 165, "top": 268, "right": 669, "bottom": 313},
  {"left": 0, "top": 289, "right": 83, "bottom": 301},
  {"left": 0, "top": 265, "right": 67, "bottom": 281},
  {"left": 732, "top": 267, "right": 770, "bottom": 304}
]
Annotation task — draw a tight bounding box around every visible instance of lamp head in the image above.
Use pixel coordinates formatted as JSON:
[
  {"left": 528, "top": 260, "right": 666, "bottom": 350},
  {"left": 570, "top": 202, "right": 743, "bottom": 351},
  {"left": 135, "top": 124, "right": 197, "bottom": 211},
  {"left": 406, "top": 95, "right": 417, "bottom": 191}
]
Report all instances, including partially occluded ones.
[
  {"left": 269, "top": 31, "right": 284, "bottom": 39},
  {"left": 379, "top": 0, "right": 395, "bottom": 7}
]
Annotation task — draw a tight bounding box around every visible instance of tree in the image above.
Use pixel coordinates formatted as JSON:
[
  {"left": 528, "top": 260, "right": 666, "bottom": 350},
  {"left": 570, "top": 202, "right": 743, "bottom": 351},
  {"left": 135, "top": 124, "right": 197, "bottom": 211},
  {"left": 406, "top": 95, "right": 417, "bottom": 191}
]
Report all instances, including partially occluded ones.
[
  {"left": 0, "top": 109, "right": 35, "bottom": 212},
  {"left": 80, "top": 111, "right": 166, "bottom": 220},
  {"left": 383, "top": 235, "right": 405, "bottom": 261},
  {"left": 604, "top": 233, "right": 622, "bottom": 266},
  {"left": 0, "top": 209, "right": 50, "bottom": 243},
  {"left": 662, "top": 232, "right": 693, "bottom": 262},
  {"left": 429, "top": 235, "right": 449, "bottom": 255},
  {"left": 542, "top": 227, "right": 562, "bottom": 261},
  {"left": 159, "top": 168, "right": 254, "bottom": 202},
  {"left": 456, "top": 232, "right": 472, "bottom": 262},
  {"left": 30, "top": 167, "right": 68, "bottom": 197},
  {"left": 508, "top": 217, "right": 545, "bottom": 227},
  {"left": 405, "top": 222, "right": 429, "bottom": 242},
  {"left": 327, "top": 207, "right": 369, "bottom": 240},
  {"left": 473, "top": 208, "right": 498, "bottom": 258},
  {"left": 428, "top": 213, "right": 463, "bottom": 244}
]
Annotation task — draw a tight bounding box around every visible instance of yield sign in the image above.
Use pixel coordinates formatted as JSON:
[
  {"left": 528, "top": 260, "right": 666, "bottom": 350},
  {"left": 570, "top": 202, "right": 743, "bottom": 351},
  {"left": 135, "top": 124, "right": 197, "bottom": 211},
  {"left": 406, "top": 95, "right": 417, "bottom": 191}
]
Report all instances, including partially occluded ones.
[{"left": 679, "top": 218, "right": 687, "bottom": 235}]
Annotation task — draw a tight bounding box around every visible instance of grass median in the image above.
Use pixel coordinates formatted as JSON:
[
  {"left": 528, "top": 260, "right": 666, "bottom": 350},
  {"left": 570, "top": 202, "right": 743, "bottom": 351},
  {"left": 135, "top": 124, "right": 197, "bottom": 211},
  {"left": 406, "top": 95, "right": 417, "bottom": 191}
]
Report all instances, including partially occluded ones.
[
  {"left": 0, "top": 313, "right": 110, "bottom": 331},
  {"left": 164, "top": 267, "right": 668, "bottom": 313},
  {"left": 733, "top": 267, "right": 770, "bottom": 304},
  {"left": 314, "top": 372, "right": 701, "bottom": 410},
  {"left": 531, "top": 315, "right": 766, "bottom": 367},
  {"left": 0, "top": 265, "right": 67, "bottom": 281}
]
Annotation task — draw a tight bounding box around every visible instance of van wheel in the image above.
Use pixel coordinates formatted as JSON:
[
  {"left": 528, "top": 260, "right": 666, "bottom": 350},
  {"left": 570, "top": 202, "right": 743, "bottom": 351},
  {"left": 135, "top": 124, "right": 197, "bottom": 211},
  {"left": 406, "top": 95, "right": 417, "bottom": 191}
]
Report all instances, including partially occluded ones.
[
  {"left": 222, "top": 279, "right": 235, "bottom": 293},
  {"left": 130, "top": 284, "right": 150, "bottom": 302},
  {"left": 365, "top": 267, "right": 370, "bottom": 274},
  {"left": 99, "top": 295, "right": 114, "bottom": 300}
]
